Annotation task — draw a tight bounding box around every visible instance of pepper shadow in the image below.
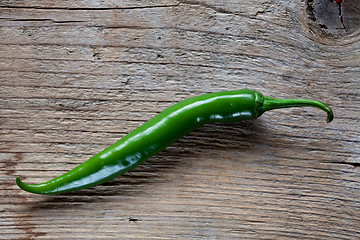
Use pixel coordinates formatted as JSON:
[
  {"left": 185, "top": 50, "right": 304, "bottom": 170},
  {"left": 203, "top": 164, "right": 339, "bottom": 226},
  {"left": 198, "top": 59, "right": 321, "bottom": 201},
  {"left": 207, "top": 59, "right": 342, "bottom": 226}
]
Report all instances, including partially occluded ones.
[{"left": 26, "top": 119, "right": 274, "bottom": 209}]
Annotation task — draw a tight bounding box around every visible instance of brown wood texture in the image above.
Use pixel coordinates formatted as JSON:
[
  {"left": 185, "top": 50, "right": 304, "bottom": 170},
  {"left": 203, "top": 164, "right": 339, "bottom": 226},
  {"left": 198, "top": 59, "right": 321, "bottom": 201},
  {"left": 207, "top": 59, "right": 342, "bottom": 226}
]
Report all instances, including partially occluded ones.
[{"left": 1, "top": 0, "right": 359, "bottom": 239}]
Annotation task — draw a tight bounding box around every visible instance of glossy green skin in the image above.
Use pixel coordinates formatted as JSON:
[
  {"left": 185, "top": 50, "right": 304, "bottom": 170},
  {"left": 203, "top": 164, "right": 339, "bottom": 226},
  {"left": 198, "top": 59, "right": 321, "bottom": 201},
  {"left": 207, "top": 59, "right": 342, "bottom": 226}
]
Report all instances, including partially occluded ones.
[
  {"left": 17, "top": 89, "right": 263, "bottom": 194},
  {"left": 17, "top": 89, "right": 334, "bottom": 194}
]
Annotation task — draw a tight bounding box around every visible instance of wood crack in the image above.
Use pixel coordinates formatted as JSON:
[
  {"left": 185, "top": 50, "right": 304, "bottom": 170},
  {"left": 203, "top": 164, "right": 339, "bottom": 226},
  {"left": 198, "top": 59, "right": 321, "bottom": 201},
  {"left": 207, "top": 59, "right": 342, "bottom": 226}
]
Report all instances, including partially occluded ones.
[
  {"left": 0, "top": 4, "right": 180, "bottom": 11},
  {"left": 331, "top": 161, "right": 360, "bottom": 168},
  {"left": 5, "top": 18, "right": 87, "bottom": 24},
  {"left": 337, "top": 1, "right": 347, "bottom": 31},
  {"left": 178, "top": 0, "right": 233, "bottom": 15}
]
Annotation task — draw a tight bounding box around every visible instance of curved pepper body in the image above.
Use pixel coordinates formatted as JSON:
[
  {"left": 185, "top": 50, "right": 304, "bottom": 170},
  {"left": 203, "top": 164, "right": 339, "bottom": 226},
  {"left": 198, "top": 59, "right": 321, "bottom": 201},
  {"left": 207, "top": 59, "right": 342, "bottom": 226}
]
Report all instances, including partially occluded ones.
[{"left": 16, "top": 89, "right": 333, "bottom": 194}]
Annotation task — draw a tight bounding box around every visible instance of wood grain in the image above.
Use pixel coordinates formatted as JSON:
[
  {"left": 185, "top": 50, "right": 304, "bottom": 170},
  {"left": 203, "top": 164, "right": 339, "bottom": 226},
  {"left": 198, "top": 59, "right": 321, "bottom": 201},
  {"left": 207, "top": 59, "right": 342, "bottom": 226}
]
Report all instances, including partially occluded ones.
[{"left": 1, "top": 0, "right": 359, "bottom": 239}]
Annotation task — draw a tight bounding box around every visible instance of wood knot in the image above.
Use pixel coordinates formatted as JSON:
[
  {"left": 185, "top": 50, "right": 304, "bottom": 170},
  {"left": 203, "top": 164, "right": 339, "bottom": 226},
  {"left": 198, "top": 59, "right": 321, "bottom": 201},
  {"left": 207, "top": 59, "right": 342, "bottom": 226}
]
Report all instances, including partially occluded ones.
[{"left": 304, "top": 0, "right": 360, "bottom": 37}]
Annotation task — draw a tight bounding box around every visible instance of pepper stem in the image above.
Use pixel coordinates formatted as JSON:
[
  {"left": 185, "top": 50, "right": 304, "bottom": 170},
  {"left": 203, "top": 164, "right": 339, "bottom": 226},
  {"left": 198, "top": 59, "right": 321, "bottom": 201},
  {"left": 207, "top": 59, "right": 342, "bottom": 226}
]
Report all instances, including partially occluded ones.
[{"left": 259, "top": 96, "right": 334, "bottom": 123}]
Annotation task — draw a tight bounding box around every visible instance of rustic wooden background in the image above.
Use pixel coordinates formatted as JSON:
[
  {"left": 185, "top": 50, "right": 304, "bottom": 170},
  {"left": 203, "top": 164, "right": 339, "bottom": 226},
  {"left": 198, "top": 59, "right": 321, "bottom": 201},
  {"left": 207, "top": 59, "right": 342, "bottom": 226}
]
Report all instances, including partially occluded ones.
[{"left": 1, "top": 0, "right": 359, "bottom": 239}]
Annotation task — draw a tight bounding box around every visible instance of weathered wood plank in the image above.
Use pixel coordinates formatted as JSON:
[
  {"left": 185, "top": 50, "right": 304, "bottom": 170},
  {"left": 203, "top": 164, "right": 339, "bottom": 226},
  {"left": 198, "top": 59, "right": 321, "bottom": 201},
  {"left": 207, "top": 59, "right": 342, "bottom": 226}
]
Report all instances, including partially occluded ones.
[{"left": 1, "top": 0, "right": 359, "bottom": 239}]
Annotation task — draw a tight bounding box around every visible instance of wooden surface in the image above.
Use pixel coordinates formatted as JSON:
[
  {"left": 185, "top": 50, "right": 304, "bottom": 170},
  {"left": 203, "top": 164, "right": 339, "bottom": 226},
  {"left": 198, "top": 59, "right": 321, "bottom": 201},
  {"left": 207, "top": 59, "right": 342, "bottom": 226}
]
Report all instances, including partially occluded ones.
[{"left": 1, "top": 0, "right": 359, "bottom": 239}]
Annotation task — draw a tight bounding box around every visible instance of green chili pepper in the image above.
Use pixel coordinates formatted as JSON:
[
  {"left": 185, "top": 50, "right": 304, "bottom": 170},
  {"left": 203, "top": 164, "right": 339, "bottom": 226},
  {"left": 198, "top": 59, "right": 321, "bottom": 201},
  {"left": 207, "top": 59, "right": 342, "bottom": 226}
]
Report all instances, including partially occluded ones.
[{"left": 16, "top": 89, "right": 333, "bottom": 194}]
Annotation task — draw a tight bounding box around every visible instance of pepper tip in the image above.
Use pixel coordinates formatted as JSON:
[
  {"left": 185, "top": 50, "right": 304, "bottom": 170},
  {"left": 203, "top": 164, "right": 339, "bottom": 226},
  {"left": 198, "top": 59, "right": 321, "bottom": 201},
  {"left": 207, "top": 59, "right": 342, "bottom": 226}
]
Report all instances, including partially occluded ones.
[
  {"left": 16, "top": 176, "right": 24, "bottom": 189},
  {"left": 326, "top": 113, "right": 334, "bottom": 123},
  {"left": 16, "top": 176, "right": 33, "bottom": 193},
  {"left": 325, "top": 106, "right": 334, "bottom": 123}
]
